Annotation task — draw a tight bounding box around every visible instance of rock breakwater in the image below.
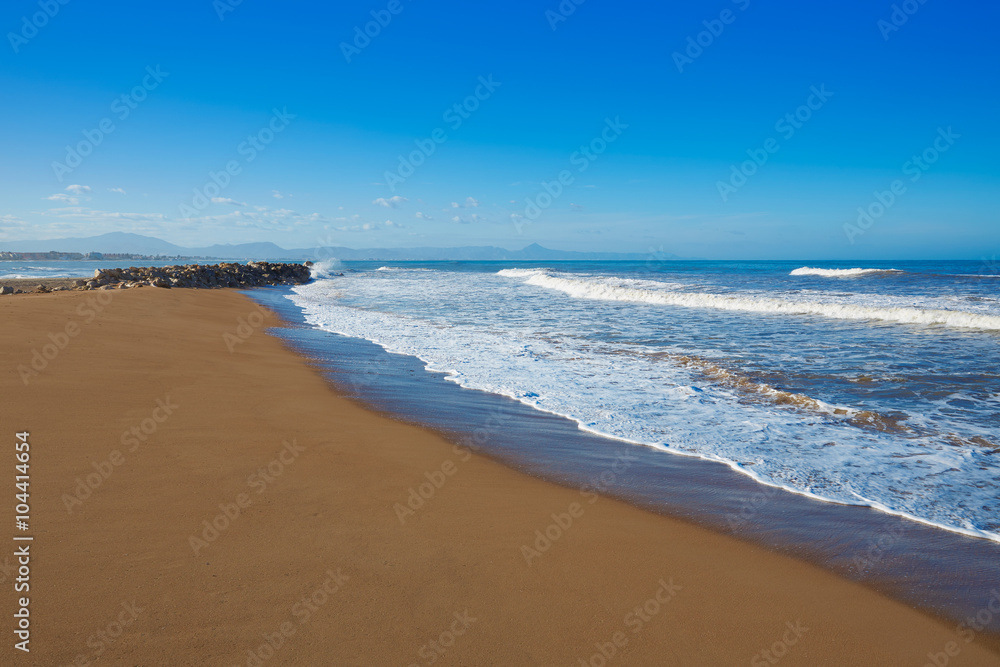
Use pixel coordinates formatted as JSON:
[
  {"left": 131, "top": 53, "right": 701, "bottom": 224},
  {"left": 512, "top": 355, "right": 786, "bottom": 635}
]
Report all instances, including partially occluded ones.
[{"left": 72, "top": 261, "right": 315, "bottom": 291}]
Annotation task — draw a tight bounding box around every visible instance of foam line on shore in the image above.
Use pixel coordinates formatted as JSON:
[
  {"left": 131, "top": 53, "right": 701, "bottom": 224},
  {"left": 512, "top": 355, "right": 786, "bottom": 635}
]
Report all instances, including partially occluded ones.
[
  {"left": 499, "top": 269, "right": 1000, "bottom": 331},
  {"left": 289, "top": 279, "right": 1000, "bottom": 545}
]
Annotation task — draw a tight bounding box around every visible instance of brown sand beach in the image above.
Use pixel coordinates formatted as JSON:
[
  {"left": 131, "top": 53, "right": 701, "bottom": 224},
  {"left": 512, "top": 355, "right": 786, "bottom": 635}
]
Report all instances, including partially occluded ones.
[{"left": 1, "top": 287, "right": 998, "bottom": 665}]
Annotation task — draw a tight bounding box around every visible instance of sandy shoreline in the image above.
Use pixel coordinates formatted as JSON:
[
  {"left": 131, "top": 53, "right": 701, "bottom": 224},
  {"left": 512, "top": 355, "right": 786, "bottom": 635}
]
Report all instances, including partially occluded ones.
[
  {"left": 0, "top": 277, "right": 85, "bottom": 293},
  {"left": 1, "top": 288, "right": 997, "bottom": 665}
]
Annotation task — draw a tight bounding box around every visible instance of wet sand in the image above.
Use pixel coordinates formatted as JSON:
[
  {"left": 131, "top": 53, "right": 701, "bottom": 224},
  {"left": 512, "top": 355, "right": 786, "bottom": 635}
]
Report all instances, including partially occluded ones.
[{"left": 1, "top": 288, "right": 997, "bottom": 665}]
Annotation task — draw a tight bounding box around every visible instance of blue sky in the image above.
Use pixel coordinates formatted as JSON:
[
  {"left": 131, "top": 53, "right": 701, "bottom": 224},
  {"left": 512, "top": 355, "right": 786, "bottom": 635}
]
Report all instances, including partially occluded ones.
[{"left": 0, "top": 0, "right": 997, "bottom": 258}]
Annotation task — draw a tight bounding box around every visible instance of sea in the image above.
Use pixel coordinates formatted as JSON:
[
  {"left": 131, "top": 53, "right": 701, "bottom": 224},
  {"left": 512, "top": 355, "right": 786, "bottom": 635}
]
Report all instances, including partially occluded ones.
[
  {"left": 289, "top": 259, "right": 1000, "bottom": 540},
  {"left": 0, "top": 259, "right": 201, "bottom": 281},
  {"left": 10, "top": 257, "right": 1000, "bottom": 630}
]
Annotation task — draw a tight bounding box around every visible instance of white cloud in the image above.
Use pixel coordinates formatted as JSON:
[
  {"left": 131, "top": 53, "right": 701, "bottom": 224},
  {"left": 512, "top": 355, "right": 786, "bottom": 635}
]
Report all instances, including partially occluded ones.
[
  {"left": 46, "top": 184, "right": 96, "bottom": 205},
  {"left": 108, "top": 187, "right": 127, "bottom": 195},
  {"left": 570, "top": 203, "right": 584, "bottom": 210},
  {"left": 373, "top": 196, "right": 408, "bottom": 208},
  {"left": 45, "top": 193, "right": 79, "bottom": 204},
  {"left": 0, "top": 214, "right": 27, "bottom": 240},
  {"left": 334, "top": 217, "right": 405, "bottom": 233},
  {"left": 450, "top": 197, "right": 479, "bottom": 209},
  {"left": 179, "top": 206, "right": 323, "bottom": 232},
  {"left": 211, "top": 197, "right": 247, "bottom": 206},
  {"left": 43, "top": 206, "right": 168, "bottom": 224},
  {"left": 415, "top": 211, "right": 434, "bottom": 220},
  {"left": 272, "top": 190, "right": 284, "bottom": 199}
]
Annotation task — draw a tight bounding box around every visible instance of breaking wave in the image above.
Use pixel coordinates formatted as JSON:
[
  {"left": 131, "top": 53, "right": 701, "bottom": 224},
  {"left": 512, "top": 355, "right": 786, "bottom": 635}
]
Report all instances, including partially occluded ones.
[
  {"left": 790, "top": 267, "right": 902, "bottom": 277},
  {"left": 501, "top": 270, "right": 1000, "bottom": 331},
  {"left": 309, "top": 259, "right": 343, "bottom": 279}
]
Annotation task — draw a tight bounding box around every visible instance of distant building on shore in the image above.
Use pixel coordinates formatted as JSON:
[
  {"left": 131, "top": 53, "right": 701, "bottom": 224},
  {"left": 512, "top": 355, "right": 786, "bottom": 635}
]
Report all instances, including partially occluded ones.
[
  {"left": 0, "top": 250, "right": 197, "bottom": 261},
  {"left": 0, "top": 250, "right": 85, "bottom": 260}
]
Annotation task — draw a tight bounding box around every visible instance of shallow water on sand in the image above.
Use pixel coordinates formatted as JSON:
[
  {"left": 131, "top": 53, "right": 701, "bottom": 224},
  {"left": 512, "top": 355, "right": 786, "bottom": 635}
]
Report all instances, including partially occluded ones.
[
  {"left": 251, "top": 284, "right": 1000, "bottom": 638},
  {"left": 291, "top": 260, "right": 1000, "bottom": 542}
]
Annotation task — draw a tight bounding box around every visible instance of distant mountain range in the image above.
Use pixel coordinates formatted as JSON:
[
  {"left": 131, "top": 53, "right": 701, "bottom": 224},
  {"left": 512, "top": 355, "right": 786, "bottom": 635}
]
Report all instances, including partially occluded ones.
[
  {"left": 0, "top": 232, "right": 677, "bottom": 261},
  {"left": 0, "top": 233, "right": 293, "bottom": 259}
]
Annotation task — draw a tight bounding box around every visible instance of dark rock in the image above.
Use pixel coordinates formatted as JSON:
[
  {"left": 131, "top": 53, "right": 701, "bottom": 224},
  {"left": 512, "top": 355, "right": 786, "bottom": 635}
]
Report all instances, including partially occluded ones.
[{"left": 86, "top": 261, "right": 314, "bottom": 291}]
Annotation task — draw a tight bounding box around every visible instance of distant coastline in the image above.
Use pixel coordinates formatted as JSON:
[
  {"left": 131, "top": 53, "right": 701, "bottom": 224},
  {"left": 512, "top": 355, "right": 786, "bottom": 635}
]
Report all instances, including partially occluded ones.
[
  {"left": 0, "top": 231, "right": 677, "bottom": 262},
  {"left": 0, "top": 251, "right": 207, "bottom": 262}
]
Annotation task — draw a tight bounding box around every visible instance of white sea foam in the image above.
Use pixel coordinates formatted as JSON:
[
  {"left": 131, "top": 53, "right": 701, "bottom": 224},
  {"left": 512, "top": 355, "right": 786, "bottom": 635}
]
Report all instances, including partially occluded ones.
[
  {"left": 309, "top": 259, "right": 343, "bottom": 279},
  {"left": 286, "top": 269, "right": 1000, "bottom": 542},
  {"left": 496, "top": 268, "right": 550, "bottom": 277},
  {"left": 790, "top": 267, "right": 902, "bottom": 277},
  {"left": 504, "top": 270, "right": 1000, "bottom": 331},
  {"left": 0, "top": 264, "right": 83, "bottom": 279},
  {"left": 0, "top": 272, "right": 76, "bottom": 279}
]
